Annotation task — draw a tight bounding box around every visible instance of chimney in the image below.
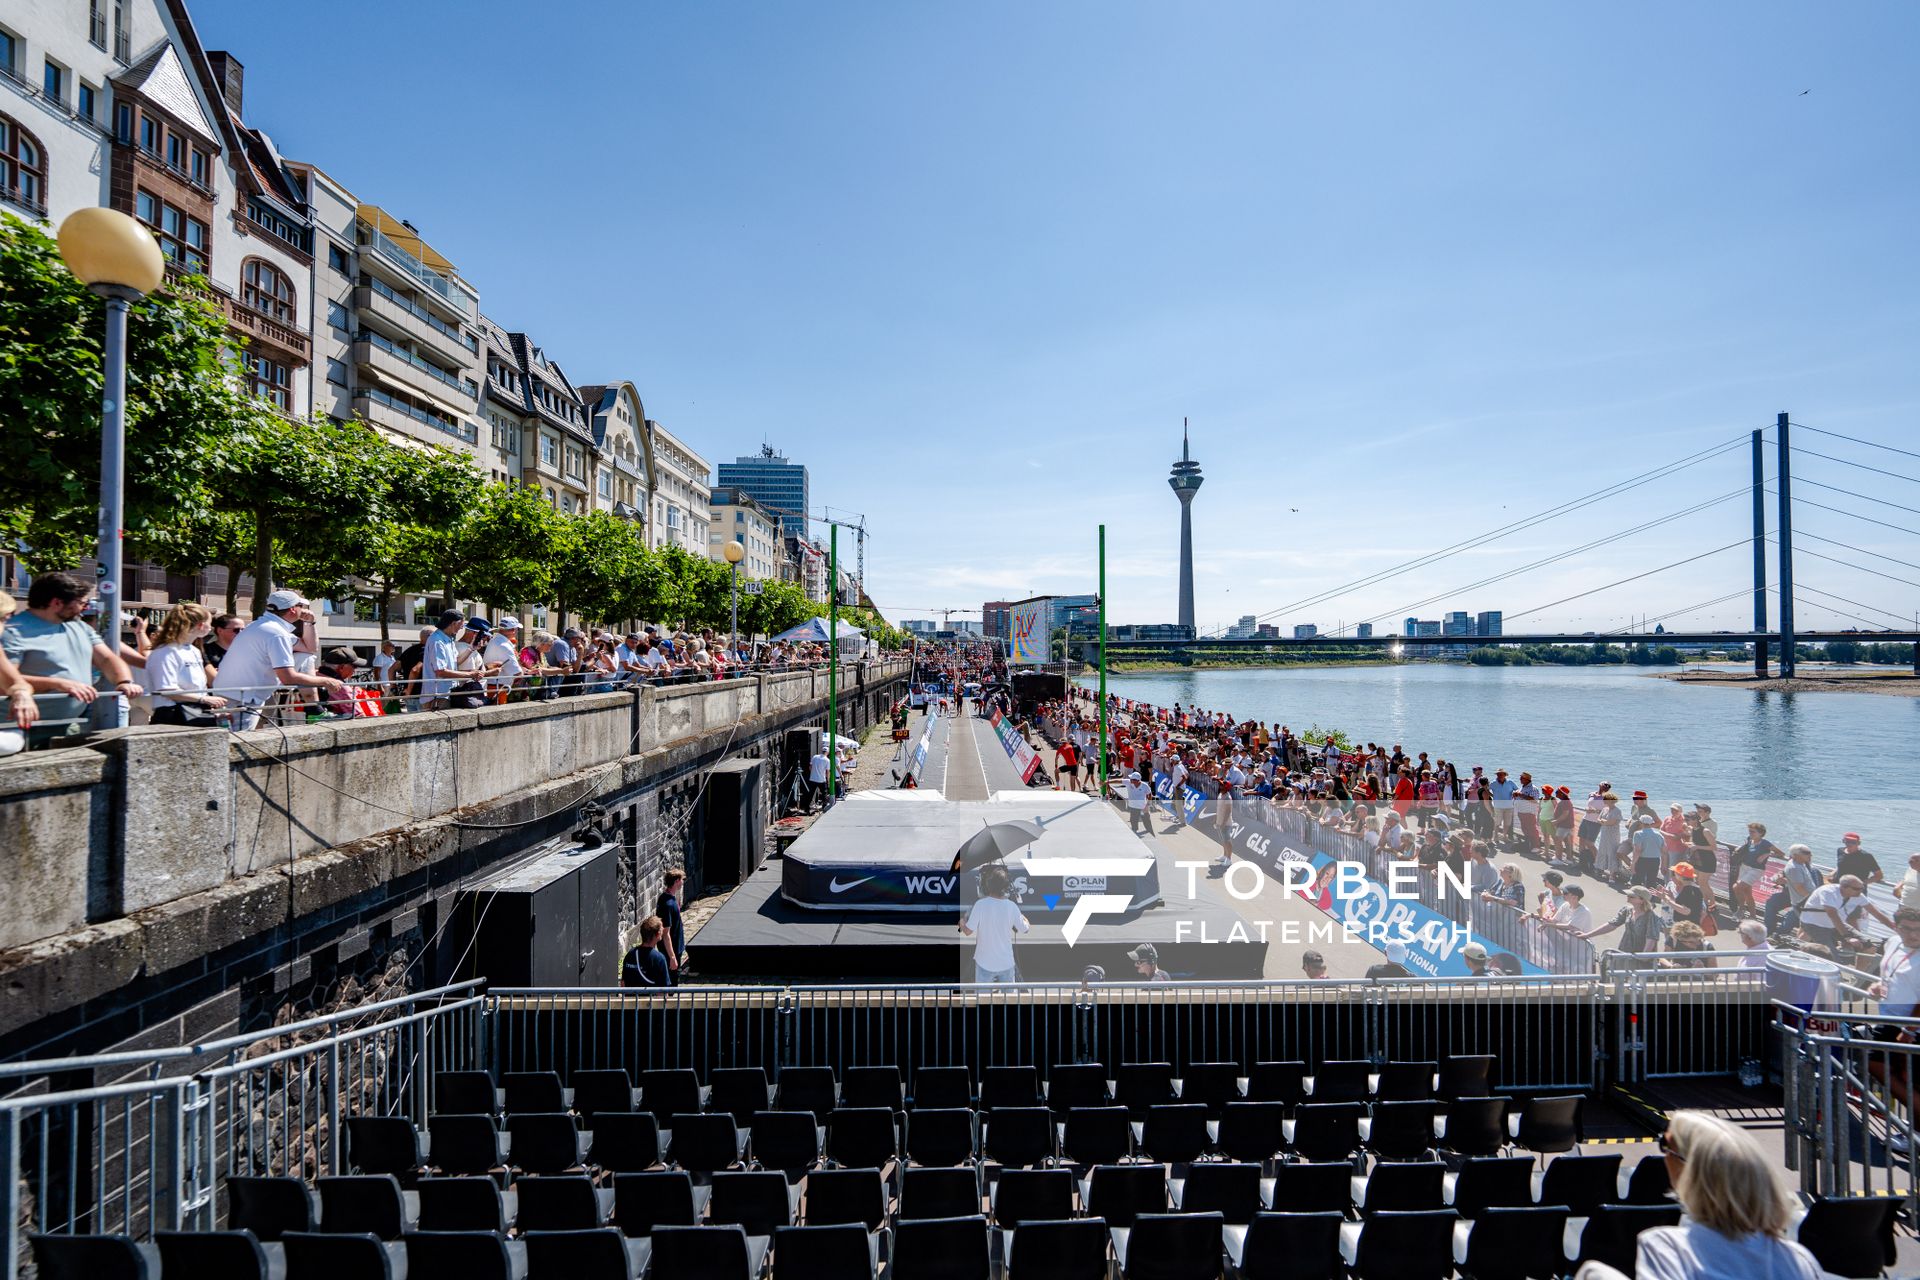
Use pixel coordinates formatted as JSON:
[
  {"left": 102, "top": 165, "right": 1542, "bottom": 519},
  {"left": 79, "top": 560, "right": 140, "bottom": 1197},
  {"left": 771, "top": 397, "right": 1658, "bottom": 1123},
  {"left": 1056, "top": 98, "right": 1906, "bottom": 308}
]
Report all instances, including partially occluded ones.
[{"left": 208, "top": 51, "right": 244, "bottom": 115}]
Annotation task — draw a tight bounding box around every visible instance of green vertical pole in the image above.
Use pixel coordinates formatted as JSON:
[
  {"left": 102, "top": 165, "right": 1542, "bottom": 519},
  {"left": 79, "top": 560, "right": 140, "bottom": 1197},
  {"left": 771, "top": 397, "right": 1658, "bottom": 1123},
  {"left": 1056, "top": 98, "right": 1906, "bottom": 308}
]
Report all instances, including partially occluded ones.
[
  {"left": 828, "top": 524, "right": 839, "bottom": 804},
  {"left": 1098, "top": 524, "right": 1108, "bottom": 791}
]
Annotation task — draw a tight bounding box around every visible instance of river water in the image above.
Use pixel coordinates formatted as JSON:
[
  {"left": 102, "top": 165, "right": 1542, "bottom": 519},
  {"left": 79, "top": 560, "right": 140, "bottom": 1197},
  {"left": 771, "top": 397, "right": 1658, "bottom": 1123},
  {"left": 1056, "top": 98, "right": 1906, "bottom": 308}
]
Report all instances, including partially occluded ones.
[{"left": 1088, "top": 664, "right": 1920, "bottom": 855}]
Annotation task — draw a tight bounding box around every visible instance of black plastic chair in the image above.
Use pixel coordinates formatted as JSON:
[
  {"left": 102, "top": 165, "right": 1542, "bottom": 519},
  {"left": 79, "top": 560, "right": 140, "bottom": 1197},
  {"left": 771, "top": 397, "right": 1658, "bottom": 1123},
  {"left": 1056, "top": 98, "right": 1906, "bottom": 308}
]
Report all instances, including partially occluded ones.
[
  {"left": 710, "top": 1169, "right": 800, "bottom": 1236},
  {"left": 436, "top": 1069, "right": 498, "bottom": 1116},
  {"left": 516, "top": 1174, "right": 612, "bottom": 1231},
  {"left": 983, "top": 1107, "right": 1055, "bottom": 1168},
  {"left": 910, "top": 1066, "right": 973, "bottom": 1110},
  {"left": 344, "top": 1116, "right": 425, "bottom": 1177},
  {"left": 416, "top": 1175, "right": 515, "bottom": 1232},
  {"left": 1265, "top": 1161, "right": 1350, "bottom": 1215},
  {"left": 1352, "top": 1160, "right": 1444, "bottom": 1215},
  {"left": 826, "top": 1107, "right": 898, "bottom": 1170},
  {"left": 588, "top": 1112, "right": 662, "bottom": 1173},
  {"left": 1082, "top": 1163, "right": 1168, "bottom": 1228},
  {"left": 804, "top": 1167, "right": 887, "bottom": 1230},
  {"left": 282, "top": 1231, "right": 406, "bottom": 1280},
  {"left": 1180, "top": 1062, "right": 1245, "bottom": 1117},
  {"left": 1796, "top": 1195, "right": 1902, "bottom": 1278},
  {"left": 1059, "top": 1106, "right": 1131, "bottom": 1167},
  {"left": 1116, "top": 1211, "right": 1224, "bottom": 1280},
  {"left": 1457, "top": 1205, "right": 1568, "bottom": 1280},
  {"left": 1004, "top": 1217, "right": 1109, "bottom": 1280},
  {"left": 981, "top": 1065, "right": 1043, "bottom": 1111},
  {"left": 509, "top": 1111, "right": 590, "bottom": 1174},
  {"left": 401, "top": 1230, "right": 526, "bottom": 1280},
  {"left": 1620, "top": 1154, "right": 1672, "bottom": 1204},
  {"left": 1373, "top": 1060, "right": 1438, "bottom": 1102},
  {"left": 775, "top": 1066, "right": 838, "bottom": 1123},
  {"left": 889, "top": 1214, "right": 991, "bottom": 1280},
  {"left": 898, "top": 1166, "right": 981, "bottom": 1220},
  {"left": 1436, "top": 1097, "right": 1509, "bottom": 1158},
  {"left": 1510, "top": 1095, "right": 1582, "bottom": 1155},
  {"left": 1244, "top": 1062, "right": 1308, "bottom": 1109},
  {"left": 1047, "top": 1063, "right": 1111, "bottom": 1113},
  {"left": 1360, "top": 1100, "right": 1436, "bottom": 1161},
  {"left": 1437, "top": 1055, "right": 1496, "bottom": 1100},
  {"left": 613, "top": 1170, "right": 710, "bottom": 1237},
  {"left": 841, "top": 1065, "right": 904, "bottom": 1112},
  {"left": 772, "top": 1222, "right": 877, "bottom": 1280},
  {"left": 711, "top": 1067, "right": 773, "bottom": 1124},
  {"left": 1533, "top": 1152, "right": 1621, "bottom": 1217},
  {"left": 1341, "top": 1208, "right": 1456, "bottom": 1280},
  {"left": 29, "top": 1235, "right": 159, "bottom": 1280},
  {"left": 154, "top": 1230, "right": 279, "bottom": 1280},
  {"left": 1444, "top": 1155, "right": 1535, "bottom": 1218},
  {"left": 1569, "top": 1204, "right": 1683, "bottom": 1277},
  {"left": 991, "top": 1168, "right": 1076, "bottom": 1226},
  {"left": 1306, "top": 1059, "right": 1370, "bottom": 1104},
  {"left": 427, "top": 1113, "right": 510, "bottom": 1176},
  {"left": 1215, "top": 1101, "right": 1286, "bottom": 1165},
  {"left": 1176, "top": 1161, "right": 1261, "bottom": 1224},
  {"left": 524, "top": 1226, "right": 652, "bottom": 1280},
  {"left": 503, "top": 1069, "right": 569, "bottom": 1114},
  {"left": 316, "top": 1174, "right": 418, "bottom": 1239},
  {"left": 227, "top": 1175, "right": 321, "bottom": 1240},
  {"left": 905, "top": 1107, "right": 976, "bottom": 1167},
  {"left": 1139, "top": 1103, "right": 1210, "bottom": 1164},
  {"left": 1225, "top": 1211, "right": 1343, "bottom": 1280},
  {"left": 670, "top": 1112, "right": 748, "bottom": 1176},
  {"left": 572, "top": 1068, "right": 640, "bottom": 1121},
  {"left": 639, "top": 1068, "right": 709, "bottom": 1124},
  {"left": 750, "top": 1110, "right": 823, "bottom": 1178},
  {"left": 645, "top": 1220, "right": 764, "bottom": 1280},
  {"left": 1116, "top": 1062, "right": 1178, "bottom": 1117},
  {"left": 1281, "top": 1102, "right": 1363, "bottom": 1163}
]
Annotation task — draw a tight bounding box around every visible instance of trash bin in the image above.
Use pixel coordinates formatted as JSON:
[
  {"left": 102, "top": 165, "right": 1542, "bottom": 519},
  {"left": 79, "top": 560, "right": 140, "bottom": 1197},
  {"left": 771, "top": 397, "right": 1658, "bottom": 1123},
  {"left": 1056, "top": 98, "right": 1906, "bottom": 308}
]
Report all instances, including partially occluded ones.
[{"left": 1765, "top": 949, "right": 1841, "bottom": 1013}]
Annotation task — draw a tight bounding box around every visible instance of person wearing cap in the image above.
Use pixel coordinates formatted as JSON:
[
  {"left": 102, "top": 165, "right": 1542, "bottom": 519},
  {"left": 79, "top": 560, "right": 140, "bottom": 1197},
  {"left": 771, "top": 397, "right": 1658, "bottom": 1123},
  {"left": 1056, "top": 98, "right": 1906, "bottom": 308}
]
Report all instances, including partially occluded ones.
[
  {"left": 1661, "top": 863, "right": 1711, "bottom": 940},
  {"left": 1581, "top": 885, "right": 1663, "bottom": 962},
  {"left": 418, "top": 610, "right": 478, "bottom": 709},
  {"left": 320, "top": 648, "right": 377, "bottom": 717},
  {"left": 960, "top": 863, "right": 1029, "bottom": 983},
  {"left": 483, "top": 616, "right": 525, "bottom": 701},
  {"left": 1366, "top": 939, "right": 1413, "bottom": 980},
  {"left": 548, "top": 627, "right": 581, "bottom": 695},
  {"left": 1512, "top": 772, "right": 1541, "bottom": 856},
  {"left": 1834, "top": 833, "right": 1884, "bottom": 887},
  {"left": 1799, "top": 874, "right": 1894, "bottom": 953},
  {"left": 1630, "top": 814, "right": 1667, "bottom": 889},
  {"left": 1129, "top": 943, "right": 1172, "bottom": 982},
  {"left": 1549, "top": 884, "right": 1594, "bottom": 935},
  {"left": 1124, "top": 769, "right": 1154, "bottom": 835},
  {"left": 209, "top": 589, "right": 344, "bottom": 729},
  {"left": 1300, "top": 949, "right": 1328, "bottom": 980},
  {"left": 1763, "top": 843, "right": 1822, "bottom": 937},
  {"left": 1461, "top": 940, "right": 1491, "bottom": 977}
]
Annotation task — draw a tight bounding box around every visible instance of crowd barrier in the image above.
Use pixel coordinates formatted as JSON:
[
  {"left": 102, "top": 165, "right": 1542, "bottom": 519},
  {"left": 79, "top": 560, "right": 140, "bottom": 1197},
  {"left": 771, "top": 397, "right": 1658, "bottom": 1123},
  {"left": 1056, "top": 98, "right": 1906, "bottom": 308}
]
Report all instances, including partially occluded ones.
[{"left": 1778, "top": 1001, "right": 1920, "bottom": 1219}]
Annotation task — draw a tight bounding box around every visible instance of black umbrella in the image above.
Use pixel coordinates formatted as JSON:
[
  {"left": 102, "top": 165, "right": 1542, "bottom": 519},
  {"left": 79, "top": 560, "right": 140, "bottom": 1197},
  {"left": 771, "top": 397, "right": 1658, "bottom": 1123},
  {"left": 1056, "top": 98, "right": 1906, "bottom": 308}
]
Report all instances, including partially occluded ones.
[{"left": 949, "top": 819, "right": 1046, "bottom": 873}]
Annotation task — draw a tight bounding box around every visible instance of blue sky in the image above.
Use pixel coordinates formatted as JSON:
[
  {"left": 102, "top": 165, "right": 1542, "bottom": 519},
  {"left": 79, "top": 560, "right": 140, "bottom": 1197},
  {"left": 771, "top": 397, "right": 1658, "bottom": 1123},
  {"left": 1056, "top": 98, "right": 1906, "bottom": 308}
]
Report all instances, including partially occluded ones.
[{"left": 193, "top": 0, "right": 1920, "bottom": 635}]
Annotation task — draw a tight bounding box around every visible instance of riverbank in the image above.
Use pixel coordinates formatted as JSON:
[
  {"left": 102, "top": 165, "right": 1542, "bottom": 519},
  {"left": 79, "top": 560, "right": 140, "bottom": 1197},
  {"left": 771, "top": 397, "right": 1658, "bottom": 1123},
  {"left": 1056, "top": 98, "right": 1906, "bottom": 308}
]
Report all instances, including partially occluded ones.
[
  {"left": 1109, "top": 656, "right": 1407, "bottom": 673},
  {"left": 1651, "top": 668, "right": 1920, "bottom": 697}
]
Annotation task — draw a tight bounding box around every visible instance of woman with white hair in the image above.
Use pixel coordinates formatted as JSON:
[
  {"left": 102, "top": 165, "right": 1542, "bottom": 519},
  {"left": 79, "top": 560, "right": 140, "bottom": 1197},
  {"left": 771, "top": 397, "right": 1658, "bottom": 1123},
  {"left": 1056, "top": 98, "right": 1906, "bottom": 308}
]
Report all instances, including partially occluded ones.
[
  {"left": 1578, "top": 1110, "right": 1820, "bottom": 1278},
  {"left": 1736, "top": 919, "right": 1773, "bottom": 968}
]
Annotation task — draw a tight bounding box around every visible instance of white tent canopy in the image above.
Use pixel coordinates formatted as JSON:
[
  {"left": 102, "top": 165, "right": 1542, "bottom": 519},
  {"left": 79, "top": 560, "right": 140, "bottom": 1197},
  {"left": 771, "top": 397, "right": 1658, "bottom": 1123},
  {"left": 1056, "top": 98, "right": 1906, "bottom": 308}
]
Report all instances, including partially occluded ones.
[{"left": 770, "top": 617, "right": 866, "bottom": 646}]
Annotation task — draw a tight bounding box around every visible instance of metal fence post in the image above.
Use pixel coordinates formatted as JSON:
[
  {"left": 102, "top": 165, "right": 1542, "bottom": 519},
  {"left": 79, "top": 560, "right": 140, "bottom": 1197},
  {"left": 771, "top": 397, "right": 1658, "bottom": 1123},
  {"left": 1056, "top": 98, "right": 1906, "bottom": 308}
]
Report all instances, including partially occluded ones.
[
  {"left": 776, "top": 991, "right": 796, "bottom": 1072},
  {"left": 0, "top": 1107, "right": 19, "bottom": 1280},
  {"left": 326, "top": 1039, "right": 343, "bottom": 1177}
]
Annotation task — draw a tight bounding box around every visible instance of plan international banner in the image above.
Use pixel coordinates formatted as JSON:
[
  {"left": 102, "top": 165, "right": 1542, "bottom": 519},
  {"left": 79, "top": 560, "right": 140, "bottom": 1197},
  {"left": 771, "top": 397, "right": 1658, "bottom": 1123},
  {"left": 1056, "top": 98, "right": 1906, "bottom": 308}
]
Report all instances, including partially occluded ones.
[
  {"left": 1009, "top": 601, "right": 1048, "bottom": 666},
  {"left": 988, "top": 709, "right": 1041, "bottom": 783}
]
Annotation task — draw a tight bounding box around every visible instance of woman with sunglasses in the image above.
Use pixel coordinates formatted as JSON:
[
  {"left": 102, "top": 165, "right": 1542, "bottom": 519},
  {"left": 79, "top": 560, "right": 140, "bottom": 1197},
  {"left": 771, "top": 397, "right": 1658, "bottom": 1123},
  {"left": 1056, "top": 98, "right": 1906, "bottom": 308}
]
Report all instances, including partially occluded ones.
[{"left": 1583, "top": 1111, "right": 1821, "bottom": 1279}]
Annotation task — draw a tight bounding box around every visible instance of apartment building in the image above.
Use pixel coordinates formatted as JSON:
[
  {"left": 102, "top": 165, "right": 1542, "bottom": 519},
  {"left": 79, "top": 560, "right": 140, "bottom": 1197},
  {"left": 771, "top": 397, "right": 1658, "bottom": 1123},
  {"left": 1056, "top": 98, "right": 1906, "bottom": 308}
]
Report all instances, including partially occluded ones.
[
  {"left": 578, "top": 382, "right": 652, "bottom": 522},
  {"left": 510, "top": 333, "right": 593, "bottom": 514},
  {"left": 646, "top": 420, "right": 711, "bottom": 553},
  {"left": 708, "top": 488, "right": 780, "bottom": 581}
]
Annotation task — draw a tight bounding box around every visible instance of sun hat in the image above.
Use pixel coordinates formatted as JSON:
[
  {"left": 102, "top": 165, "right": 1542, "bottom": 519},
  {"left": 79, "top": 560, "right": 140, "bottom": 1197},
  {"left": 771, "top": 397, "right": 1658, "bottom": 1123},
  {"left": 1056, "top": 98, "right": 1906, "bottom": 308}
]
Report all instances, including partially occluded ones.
[
  {"left": 265, "top": 588, "right": 308, "bottom": 611},
  {"left": 1384, "top": 941, "right": 1410, "bottom": 964},
  {"left": 1462, "top": 941, "right": 1490, "bottom": 960},
  {"left": 1672, "top": 863, "right": 1696, "bottom": 879}
]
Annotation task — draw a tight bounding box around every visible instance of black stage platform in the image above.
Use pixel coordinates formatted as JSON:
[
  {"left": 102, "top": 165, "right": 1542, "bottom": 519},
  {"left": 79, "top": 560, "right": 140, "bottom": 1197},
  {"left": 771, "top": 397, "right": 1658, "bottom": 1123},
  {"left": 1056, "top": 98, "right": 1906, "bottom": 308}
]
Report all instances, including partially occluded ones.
[{"left": 694, "top": 792, "right": 1267, "bottom": 981}]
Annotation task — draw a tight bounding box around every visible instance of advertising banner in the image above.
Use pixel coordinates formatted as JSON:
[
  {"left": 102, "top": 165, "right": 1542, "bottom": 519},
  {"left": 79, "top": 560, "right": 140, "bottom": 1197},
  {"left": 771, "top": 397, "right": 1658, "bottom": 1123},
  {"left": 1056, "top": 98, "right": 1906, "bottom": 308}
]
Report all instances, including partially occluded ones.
[
  {"left": 990, "top": 709, "right": 1041, "bottom": 783},
  {"left": 1009, "top": 601, "right": 1048, "bottom": 666},
  {"left": 1150, "top": 770, "right": 1210, "bottom": 826}
]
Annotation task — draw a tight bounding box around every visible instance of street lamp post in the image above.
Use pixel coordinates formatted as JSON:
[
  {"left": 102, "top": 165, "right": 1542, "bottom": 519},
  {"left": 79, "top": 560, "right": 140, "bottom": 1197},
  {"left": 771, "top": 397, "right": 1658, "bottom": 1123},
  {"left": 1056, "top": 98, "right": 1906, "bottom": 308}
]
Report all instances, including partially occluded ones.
[
  {"left": 56, "top": 208, "right": 164, "bottom": 644},
  {"left": 723, "top": 538, "right": 745, "bottom": 658}
]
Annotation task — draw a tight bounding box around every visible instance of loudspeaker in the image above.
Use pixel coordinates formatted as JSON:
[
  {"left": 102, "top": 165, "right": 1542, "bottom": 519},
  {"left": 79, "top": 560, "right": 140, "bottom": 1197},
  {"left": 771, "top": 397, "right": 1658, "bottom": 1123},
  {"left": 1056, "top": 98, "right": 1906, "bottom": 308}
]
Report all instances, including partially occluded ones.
[
  {"left": 456, "top": 839, "right": 620, "bottom": 987},
  {"left": 702, "top": 758, "right": 766, "bottom": 887}
]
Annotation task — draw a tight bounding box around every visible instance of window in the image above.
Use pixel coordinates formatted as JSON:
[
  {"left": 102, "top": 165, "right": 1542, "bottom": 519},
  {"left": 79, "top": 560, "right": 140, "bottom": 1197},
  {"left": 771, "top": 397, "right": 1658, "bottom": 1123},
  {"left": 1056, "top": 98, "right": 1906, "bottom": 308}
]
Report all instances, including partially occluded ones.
[
  {"left": 114, "top": 102, "right": 131, "bottom": 142},
  {"left": 78, "top": 83, "right": 96, "bottom": 120},
  {"left": 241, "top": 259, "right": 295, "bottom": 323},
  {"left": 166, "top": 131, "right": 183, "bottom": 172},
  {"left": 112, "top": 0, "right": 129, "bottom": 61},
  {"left": 0, "top": 114, "right": 46, "bottom": 214},
  {"left": 560, "top": 494, "right": 574, "bottom": 514},
  {"left": 0, "top": 31, "right": 15, "bottom": 79},
  {"left": 328, "top": 243, "right": 349, "bottom": 274},
  {"left": 540, "top": 434, "right": 558, "bottom": 467},
  {"left": 135, "top": 190, "right": 156, "bottom": 223},
  {"left": 598, "top": 470, "right": 611, "bottom": 499},
  {"left": 326, "top": 300, "right": 350, "bottom": 333},
  {"left": 89, "top": 1, "right": 108, "bottom": 49},
  {"left": 139, "top": 114, "right": 157, "bottom": 154},
  {"left": 190, "top": 148, "right": 208, "bottom": 188},
  {"left": 326, "top": 358, "right": 348, "bottom": 386},
  {"left": 246, "top": 352, "right": 289, "bottom": 409},
  {"left": 43, "top": 61, "right": 64, "bottom": 104},
  {"left": 134, "top": 188, "right": 207, "bottom": 274}
]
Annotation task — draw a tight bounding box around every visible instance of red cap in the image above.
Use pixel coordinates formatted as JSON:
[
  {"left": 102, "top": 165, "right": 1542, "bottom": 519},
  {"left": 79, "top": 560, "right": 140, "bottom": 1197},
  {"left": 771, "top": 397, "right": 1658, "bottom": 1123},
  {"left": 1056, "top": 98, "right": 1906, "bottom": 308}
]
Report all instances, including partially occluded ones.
[
  {"left": 1844, "top": 833, "right": 1862, "bottom": 842},
  {"left": 1632, "top": 790, "right": 1647, "bottom": 799}
]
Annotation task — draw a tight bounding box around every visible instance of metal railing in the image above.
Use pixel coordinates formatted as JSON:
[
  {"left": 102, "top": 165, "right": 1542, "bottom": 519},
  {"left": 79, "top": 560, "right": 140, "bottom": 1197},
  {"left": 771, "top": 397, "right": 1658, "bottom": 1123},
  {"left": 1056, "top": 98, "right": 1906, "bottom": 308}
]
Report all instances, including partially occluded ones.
[
  {"left": 357, "top": 327, "right": 479, "bottom": 399},
  {"left": 357, "top": 225, "right": 472, "bottom": 316},
  {"left": 362, "top": 274, "right": 476, "bottom": 350},
  {"left": 1779, "top": 1002, "right": 1920, "bottom": 1217}
]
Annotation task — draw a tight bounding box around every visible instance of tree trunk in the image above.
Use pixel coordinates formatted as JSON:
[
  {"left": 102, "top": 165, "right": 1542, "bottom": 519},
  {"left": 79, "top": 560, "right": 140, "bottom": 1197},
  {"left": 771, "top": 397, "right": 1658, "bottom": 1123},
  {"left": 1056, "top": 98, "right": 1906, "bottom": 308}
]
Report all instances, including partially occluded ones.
[
  {"left": 224, "top": 565, "right": 240, "bottom": 617},
  {"left": 377, "top": 581, "right": 393, "bottom": 645},
  {"left": 250, "top": 512, "right": 273, "bottom": 617}
]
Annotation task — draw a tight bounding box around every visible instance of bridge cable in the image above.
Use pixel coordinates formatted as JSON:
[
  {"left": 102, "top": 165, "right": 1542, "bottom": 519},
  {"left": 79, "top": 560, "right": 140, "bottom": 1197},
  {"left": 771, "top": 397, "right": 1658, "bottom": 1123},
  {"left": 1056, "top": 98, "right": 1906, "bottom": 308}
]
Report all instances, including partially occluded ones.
[
  {"left": 1213, "top": 434, "right": 1752, "bottom": 634},
  {"left": 1790, "top": 422, "right": 1920, "bottom": 464},
  {"left": 1788, "top": 446, "right": 1920, "bottom": 488},
  {"left": 1606, "top": 584, "right": 1771, "bottom": 635},
  {"left": 1791, "top": 477, "right": 1920, "bottom": 519},
  {"left": 1500, "top": 537, "right": 1755, "bottom": 624},
  {"left": 1790, "top": 583, "right": 1918, "bottom": 629},
  {"left": 1766, "top": 539, "right": 1920, "bottom": 591},
  {"left": 1779, "top": 590, "right": 1906, "bottom": 633},
  {"left": 1771, "top": 491, "right": 1920, "bottom": 540},
  {"left": 1795, "top": 531, "right": 1920, "bottom": 574}
]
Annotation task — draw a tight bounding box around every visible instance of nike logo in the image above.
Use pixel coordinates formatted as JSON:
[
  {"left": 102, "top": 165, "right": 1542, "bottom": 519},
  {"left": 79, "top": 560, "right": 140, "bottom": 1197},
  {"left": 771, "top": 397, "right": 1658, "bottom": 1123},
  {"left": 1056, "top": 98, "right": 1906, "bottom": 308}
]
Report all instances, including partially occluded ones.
[{"left": 829, "top": 876, "right": 878, "bottom": 894}]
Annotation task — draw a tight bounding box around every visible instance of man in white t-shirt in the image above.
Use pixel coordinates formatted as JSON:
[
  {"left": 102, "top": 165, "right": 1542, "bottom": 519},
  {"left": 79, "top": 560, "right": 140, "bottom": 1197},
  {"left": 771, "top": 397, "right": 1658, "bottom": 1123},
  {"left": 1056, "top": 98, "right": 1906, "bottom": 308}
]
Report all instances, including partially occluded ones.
[
  {"left": 1166, "top": 757, "right": 1189, "bottom": 829},
  {"left": 960, "top": 864, "right": 1029, "bottom": 982},
  {"left": 371, "top": 640, "right": 397, "bottom": 694},
  {"left": 807, "top": 746, "right": 831, "bottom": 813},
  {"left": 1488, "top": 769, "right": 1518, "bottom": 848},
  {"left": 1800, "top": 875, "right": 1892, "bottom": 949},
  {"left": 1549, "top": 884, "right": 1594, "bottom": 934},
  {"left": 1124, "top": 771, "right": 1153, "bottom": 835},
  {"left": 209, "top": 590, "right": 343, "bottom": 729},
  {"left": 484, "top": 616, "right": 524, "bottom": 697}
]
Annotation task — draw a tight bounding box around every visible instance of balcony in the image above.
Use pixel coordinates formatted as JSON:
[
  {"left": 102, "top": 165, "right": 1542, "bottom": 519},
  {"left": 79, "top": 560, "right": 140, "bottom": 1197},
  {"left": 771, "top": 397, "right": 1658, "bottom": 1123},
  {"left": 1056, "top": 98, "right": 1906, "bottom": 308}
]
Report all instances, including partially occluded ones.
[
  {"left": 354, "top": 387, "right": 476, "bottom": 446},
  {"left": 355, "top": 278, "right": 476, "bottom": 365},
  {"left": 356, "top": 225, "right": 471, "bottom": 320},
  {"left": 354, "top": 331, "right": 478, "bottom": 408},
  {"left": 222, "top": 296, "right": 311, "bottom": 363}
]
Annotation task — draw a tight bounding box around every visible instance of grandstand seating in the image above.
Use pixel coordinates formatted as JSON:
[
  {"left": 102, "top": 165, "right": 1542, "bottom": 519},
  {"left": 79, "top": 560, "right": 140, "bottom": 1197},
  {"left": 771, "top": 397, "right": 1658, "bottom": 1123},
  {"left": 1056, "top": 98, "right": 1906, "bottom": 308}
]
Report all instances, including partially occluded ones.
[{"left": 30, "top": 1055, "right": 1816, "bottom": 1278}]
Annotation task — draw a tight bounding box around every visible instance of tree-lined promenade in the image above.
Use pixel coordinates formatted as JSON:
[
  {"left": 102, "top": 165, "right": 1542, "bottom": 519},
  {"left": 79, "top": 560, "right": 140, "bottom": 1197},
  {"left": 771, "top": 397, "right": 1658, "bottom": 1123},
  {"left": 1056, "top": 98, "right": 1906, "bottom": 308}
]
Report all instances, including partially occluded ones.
[{"left": 1, "top": 214, "right": 899, "bottom": 645}]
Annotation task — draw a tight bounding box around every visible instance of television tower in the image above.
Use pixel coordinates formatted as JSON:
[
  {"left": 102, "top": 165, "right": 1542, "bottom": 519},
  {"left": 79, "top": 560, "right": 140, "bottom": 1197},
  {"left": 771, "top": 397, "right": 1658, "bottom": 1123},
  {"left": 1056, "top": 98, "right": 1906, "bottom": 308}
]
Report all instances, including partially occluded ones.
[{"left": 1168, "top": 418, "right": 1203, "bottom": 633}]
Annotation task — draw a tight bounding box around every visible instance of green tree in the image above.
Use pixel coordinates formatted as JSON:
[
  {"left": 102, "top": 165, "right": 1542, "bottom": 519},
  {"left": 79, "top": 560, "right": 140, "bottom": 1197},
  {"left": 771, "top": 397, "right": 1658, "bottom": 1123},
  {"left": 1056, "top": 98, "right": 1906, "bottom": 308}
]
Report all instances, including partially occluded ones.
[
  {"left": 739, "top": 579, "right": 812, "bottom": 638},
  {"left": 550, "top": 509, "right": 651, "bottom": 628},
  {"left": 331, "top": 441, "right": 483, "bottom": 641},
  {"left": 0, "top": 212, "right": 252, "bottom": 568},
  {"left": 451, "top": 482, "right": 566, "bottom": 616},
  {"left": 1825, "top": 639, "right": 1862, "bottom": 664}
]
